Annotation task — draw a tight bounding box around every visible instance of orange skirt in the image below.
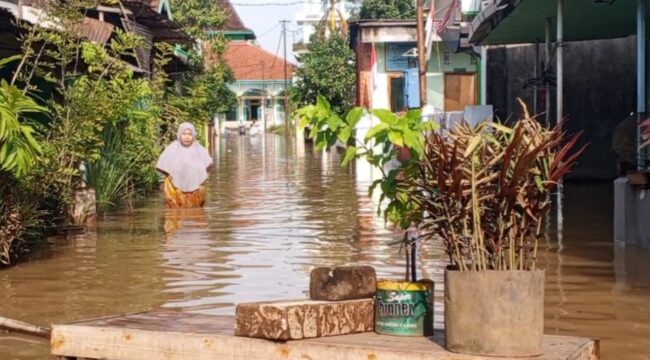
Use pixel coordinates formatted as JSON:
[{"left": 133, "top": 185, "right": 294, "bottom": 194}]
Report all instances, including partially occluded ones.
[{"left": 163, "top": 177, "right": 206, "bottom": 208}]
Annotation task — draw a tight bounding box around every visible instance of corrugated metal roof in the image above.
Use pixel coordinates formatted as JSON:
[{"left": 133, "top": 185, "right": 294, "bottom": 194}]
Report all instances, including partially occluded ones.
[{"left": 76, "top": 17, "right": 114, "bottom": 44}]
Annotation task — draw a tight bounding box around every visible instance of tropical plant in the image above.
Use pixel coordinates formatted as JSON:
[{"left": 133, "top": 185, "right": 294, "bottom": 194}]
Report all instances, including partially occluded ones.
[
  {"left": 319, "top": 0, "right": 349, "bottom": 38},
  {"left": 409, "top": 102, "right": 586, "bottom": 271},
  {"left": 0, "top": 57, "right": 46, "bottom": 178},
  {"left": 85, "top": 126, "right": 139, "bottom": 208},
  {"left": 291, "top": 35, "right": 356, "bottom": 116}
]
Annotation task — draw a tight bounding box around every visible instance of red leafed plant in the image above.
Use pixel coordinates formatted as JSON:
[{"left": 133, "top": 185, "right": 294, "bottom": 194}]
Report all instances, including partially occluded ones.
[{"left": 408, "top": 100, "right": 587, "bottom": 271}]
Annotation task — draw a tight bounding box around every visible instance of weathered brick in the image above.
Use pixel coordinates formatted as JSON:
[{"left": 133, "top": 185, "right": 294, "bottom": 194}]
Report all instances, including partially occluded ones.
[
  {"left": 235, "top": 298, "right": 374, "bottom": 340},
  {"left": 309, "top": 266, "right": 376, "bottom": 301}
]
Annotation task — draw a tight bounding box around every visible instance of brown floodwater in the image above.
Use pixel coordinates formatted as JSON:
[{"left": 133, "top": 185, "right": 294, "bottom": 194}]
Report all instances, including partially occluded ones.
[{"left": 0, "top": 134, "right": 649, "bottom": 359}]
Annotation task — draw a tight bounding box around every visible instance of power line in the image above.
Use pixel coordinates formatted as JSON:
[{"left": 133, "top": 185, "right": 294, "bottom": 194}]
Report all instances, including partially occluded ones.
[
  {"left": 257, "top": 23, "right": 281, "bottom": 39},
  {"left": 269, "top": 26, "right": 284, "bottom": 70}
]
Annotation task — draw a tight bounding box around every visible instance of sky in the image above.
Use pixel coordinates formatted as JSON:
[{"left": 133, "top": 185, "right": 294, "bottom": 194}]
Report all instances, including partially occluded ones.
[{"left": 232, "top": 1, "right": 305, "bottom": 63}]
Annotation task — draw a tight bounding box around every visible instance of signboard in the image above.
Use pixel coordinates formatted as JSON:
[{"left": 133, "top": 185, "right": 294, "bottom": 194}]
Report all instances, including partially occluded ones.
[{"left": 385, "top": 42, "right": 417, "bottom": 72}]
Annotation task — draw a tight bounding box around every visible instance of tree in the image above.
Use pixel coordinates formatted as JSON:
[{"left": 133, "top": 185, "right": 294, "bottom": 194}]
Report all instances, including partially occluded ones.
[
  {"left": 355, "top": 0, "right": 415, "bottom": 20},
  {"left": 291, "top": 35, "right": 356, "bottom": 116},
  {"left": 167, "top": 0, "right": 237, "bottom": 140},
  {"left": 170, "top": 0, "right": 228, "bottom": 40}
]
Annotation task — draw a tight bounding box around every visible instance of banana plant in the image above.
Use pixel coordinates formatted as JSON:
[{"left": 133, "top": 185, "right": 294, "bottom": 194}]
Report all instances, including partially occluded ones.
[
  {"left": 0, "top": 56, "right": 47, "bottom": 178},
  {"left": 320, "top": 0, "right": 348, "bottom": 38}
]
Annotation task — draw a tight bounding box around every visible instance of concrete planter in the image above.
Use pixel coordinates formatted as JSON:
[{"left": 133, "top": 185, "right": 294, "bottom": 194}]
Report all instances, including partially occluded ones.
[{"left": 444, "top": 269, "right": 545, "bottom": 357}]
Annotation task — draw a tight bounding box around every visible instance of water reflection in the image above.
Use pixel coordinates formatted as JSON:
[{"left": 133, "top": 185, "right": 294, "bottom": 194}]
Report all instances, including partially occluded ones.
[{"left": 1, "top": 136, "right": 650, "bottom": 359}]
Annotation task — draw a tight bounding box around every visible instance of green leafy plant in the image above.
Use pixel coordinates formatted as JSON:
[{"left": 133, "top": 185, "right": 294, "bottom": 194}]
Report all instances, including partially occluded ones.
[
  {"left": 409, "top": 102, "right": 586, "bottom": 271},
  {"left": 0, "top": 55, "right": 46, "bottom": 178}
]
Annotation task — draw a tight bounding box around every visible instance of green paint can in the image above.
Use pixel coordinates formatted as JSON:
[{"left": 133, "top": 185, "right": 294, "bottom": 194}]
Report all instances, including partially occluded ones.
[{"left": 374, "top": 279, "right": 434, "bottom": 336}]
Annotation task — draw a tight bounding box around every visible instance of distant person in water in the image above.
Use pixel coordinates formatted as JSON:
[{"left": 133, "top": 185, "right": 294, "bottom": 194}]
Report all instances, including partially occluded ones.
[{"left": 156, "top": 122, "right": 213, "bottom": 208}]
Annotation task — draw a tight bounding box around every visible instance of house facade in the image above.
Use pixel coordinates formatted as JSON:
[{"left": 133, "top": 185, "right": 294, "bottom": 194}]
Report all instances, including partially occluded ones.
[
  {"left": 350, "top": 20, "right": 478, "bottom": 113},
  {"left": 216, "top": 0, "right": 293, "bottom": 127},
  {"left": 223, "top": 41, "right": 293, "bottom": 126},
  {"left": 0, "top": 0, "right": 192, "bottom": 75}
]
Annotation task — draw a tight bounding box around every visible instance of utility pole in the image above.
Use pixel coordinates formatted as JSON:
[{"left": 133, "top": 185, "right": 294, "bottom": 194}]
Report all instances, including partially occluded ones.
[
  {"left": 416, "top": 0, "right": 427, "bottom": 106},
  {"left": 281, "top": 20, "right": 290, "bottom": 136}
]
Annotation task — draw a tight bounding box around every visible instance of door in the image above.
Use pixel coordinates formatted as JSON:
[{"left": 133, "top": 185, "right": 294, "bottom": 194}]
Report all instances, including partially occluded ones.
[
  {"left": 444, "top": 73, "right": 477, "bottom": 111},
  {"left": 389, "top": 76, "right": 405, "bottom": 112}
]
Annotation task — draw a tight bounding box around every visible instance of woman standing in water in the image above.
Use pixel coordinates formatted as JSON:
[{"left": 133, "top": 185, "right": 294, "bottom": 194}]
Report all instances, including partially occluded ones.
[{"left": 156, "top": 122, "right": 213, "bottom": 208}]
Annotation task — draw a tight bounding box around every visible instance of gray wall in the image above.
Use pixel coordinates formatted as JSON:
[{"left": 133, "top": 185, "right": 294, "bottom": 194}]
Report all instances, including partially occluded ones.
[
  {"left": 614, "top": 177, "right": 650, "bottom": 250},
  {"left": 487, "top": 37, "right": 636, "bottom": 180}
]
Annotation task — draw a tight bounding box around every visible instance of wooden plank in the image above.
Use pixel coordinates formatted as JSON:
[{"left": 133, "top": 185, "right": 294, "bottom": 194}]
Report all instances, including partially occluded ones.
[
  {"left": 444, "top": 73, "right": 477, "bottom": 111},
  {"left": 50, "top": 311, "right": 599, "bottom": 360}
]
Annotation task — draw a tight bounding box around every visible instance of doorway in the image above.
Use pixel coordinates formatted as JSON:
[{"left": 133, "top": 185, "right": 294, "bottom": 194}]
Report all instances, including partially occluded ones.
[{"left": 249, "top": 101, "right": 261, "bottom": 121}]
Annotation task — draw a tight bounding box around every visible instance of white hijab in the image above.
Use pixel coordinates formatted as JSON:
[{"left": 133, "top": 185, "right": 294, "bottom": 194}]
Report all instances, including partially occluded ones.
[{"left": 156, "top": 122, "right": 213, "bottom": 192}]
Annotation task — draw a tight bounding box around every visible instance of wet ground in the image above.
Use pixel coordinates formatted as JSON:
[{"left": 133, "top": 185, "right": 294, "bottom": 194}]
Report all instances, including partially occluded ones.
[{"left": 1, "top": 133, "right": 649, "bottom": 359}]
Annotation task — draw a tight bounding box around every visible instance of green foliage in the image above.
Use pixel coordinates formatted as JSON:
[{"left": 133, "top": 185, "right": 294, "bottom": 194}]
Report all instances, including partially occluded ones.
[
  {"left": 86, "top": 126, "right": 142, "bottom": 208},
  {"left": 291, "top": 35, "right": 356, "bottom": 116},
  {"left": 0, "top": 78, "right": 46, "bottom": 178},
  {"left": 355, "top": 0, "right": 415, "bottom": 20},
  {"left": 165, "top": 1, "right": 237, "bottom": 142},
  {"left": 170, "top": 0, "right": 228, "bottom": 40},
  {"left": 41, "top": 29, "right": 154, "bottom": 196},
  {"left": 296, "top": 95, "right": 437, "bottom": 228},
  {"left": 267, "top": 124, "right": 287, "bottom": 136}
]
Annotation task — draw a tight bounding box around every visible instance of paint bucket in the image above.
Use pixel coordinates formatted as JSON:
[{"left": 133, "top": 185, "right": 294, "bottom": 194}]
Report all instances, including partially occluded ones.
[{"left": 374, "top": 279, "right": 434, "bottom": 336}]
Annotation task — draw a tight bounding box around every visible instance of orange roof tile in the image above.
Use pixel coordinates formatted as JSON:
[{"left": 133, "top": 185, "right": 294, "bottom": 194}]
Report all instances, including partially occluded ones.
[{"left": 223, "top": 41, "right": 294, "bottom": 81}]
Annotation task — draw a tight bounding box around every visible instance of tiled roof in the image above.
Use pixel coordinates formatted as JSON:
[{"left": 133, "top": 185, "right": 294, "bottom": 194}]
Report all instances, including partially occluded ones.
[
  {"left": 223, "top": 41, "right": 293, "bottom": 81},
  {"left": 205, "top": 0, "right": 254, "bottom": 38},
  {"left": 218, "top": 0, "right": 248, "bottom": 32}
]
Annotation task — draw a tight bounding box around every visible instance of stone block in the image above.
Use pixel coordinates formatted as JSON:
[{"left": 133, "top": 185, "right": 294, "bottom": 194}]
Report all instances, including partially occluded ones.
[
  {"left": 309, "top": 266, "right": 376, "bottom": 301},
  {"left": 235, "top": 298, "right": 374, "bottom": 340}
]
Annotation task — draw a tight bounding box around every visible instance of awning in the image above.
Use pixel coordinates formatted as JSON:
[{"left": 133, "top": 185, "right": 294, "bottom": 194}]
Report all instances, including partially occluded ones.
[{"left": 470, "top": 0, "right": 641, "bottom": 45}]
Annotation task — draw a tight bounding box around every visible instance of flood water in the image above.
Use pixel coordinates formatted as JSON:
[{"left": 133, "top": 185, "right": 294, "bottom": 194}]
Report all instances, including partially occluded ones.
[{"left": 1, "top": 133, "right": 649, "bottom": 359}]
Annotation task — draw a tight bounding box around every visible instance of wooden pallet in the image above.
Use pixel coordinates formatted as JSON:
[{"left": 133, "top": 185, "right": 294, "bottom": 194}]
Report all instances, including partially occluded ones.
[{"left": 51, "top": 311, "right": 599, "bottom": 360}]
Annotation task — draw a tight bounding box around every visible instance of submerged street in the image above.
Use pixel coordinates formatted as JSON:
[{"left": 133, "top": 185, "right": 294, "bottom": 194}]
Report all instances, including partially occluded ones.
[{"left": 1, "top": 134, "right": 649, "bottom": 359}]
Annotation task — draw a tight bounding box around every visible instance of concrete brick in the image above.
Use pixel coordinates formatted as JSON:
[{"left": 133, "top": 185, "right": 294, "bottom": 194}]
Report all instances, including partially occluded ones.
[
  {"left": 235, "top": 298, "right": 374, "bottom": 340},
  {"left": 309, "top": 266, "right": 376, "bottom": 301}
]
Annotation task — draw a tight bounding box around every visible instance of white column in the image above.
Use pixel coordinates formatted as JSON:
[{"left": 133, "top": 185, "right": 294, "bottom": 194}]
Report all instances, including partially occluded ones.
[
  {"left": 480, "top": 46, "right": 487, "bottom": 105},
  {"left": 556, "top": 0, "right": 564, "bottom": 126},
  {"left": 638, "top": 0, "right": 647, "bottom": 169}
]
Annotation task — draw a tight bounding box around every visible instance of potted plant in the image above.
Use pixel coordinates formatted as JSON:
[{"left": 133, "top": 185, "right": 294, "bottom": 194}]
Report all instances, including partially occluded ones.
[
  {"left": 407, "top": 101, "right": 586, "bottom": 356},
  {"left": 296, "top": 95, "right": 436, "bottom": 337}
]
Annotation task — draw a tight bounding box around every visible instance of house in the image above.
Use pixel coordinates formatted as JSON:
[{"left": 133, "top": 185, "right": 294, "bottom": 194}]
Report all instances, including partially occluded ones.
[
  {"left": 214, "top": 0, "right": 293, "bottom": 127},
  {"left": 208, "top": 0, "right": 255, "bottom": 41},
  {"left": 223, "top": 41, "right": 293, "bottom": 126},
  {"left": 350, "top": 18, "right": 478, "bottom": 113},
  {"left": 0, "top": 0, "right": 192, "bottom": 76}
]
